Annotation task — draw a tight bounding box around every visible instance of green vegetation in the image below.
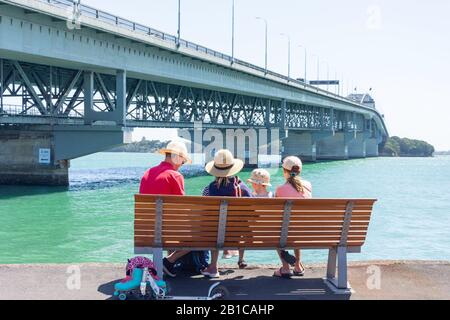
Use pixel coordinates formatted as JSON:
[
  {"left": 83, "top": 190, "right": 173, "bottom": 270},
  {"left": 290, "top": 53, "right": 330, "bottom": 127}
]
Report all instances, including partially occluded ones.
[
  {"left": 108, "top": 138, "right": 168, "bottom": 153},
  {"left": 382, "top": 136, "right": 435, "bottom": 157}
]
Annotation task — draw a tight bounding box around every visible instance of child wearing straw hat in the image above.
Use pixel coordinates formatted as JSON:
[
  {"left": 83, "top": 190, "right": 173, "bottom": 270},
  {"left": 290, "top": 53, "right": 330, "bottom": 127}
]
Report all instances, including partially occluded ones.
[
  {"left": 247, "top": 169, "right": 273, "bottom": 198},
  {"left": 200, "top": 149, "right": 253, "bottom": 278}
]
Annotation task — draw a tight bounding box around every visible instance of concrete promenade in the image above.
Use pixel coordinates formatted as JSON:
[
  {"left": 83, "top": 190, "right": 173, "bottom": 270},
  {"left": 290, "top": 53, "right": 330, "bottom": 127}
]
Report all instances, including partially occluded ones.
[{"left": 0, "top": 260, "right": 449, "bottom": 300}]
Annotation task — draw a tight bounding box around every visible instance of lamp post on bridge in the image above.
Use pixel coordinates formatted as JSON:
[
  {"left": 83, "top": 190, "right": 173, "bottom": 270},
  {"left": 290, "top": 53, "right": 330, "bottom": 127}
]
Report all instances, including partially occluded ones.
[
  {"left": 280, "top": 33, "right": 291, "bottom": 80},
  {"left": 177, "top": 0, "right": 181, "bottom": 47},
  {"left": 321, "top": 60, "right": 329, "bottom": 91},
  {"left": 231, "top": 0, "right": 235, "bottom": 63},
  {"left": 255, "top": 17, "right": 268, "bottom": 74},
  {"left": 312, "top": 54, "right": 320, "bottom": 83},
  {"left": 335, "top": 71, "right": 341, "bottom": 95},
  {"left": 298, "top": 45, "right": 307, "bottom": 84}
]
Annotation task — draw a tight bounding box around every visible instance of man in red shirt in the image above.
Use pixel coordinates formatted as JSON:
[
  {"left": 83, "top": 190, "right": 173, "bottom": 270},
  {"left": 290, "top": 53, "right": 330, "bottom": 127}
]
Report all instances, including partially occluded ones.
[{"left": 139, "top": 141, "right": 192, "bottom": 277}]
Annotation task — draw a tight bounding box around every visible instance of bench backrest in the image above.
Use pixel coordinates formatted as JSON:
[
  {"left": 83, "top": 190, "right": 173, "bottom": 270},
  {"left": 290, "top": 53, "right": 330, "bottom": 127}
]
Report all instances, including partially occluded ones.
[{"left": 134, "top": 195, "right": 377, "bottom": 251}]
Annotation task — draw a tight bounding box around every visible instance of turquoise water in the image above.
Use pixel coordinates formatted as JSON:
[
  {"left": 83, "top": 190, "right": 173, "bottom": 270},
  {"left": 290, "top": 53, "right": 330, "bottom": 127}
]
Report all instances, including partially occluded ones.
[{"left": 1, "top": 154, "right": 449, "bottom": 265}]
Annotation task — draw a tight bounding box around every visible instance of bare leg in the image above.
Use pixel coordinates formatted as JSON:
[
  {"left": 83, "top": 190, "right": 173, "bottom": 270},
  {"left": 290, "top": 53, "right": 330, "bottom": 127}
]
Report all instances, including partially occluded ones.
[
  {"left": 166, "top": 250, "right": 190, "bottom": 264},
  {"left": 202, "top": 250, "right": 220, "bottom": 274},
  {"left": 294, "top": 249, "right": 305, "bottom": 273},
  {"left": 222, "top": 250, "right": 232, "bottom": 259},
  {"left": 223, "top": 250, "right": 239, "bottom": 258},
  {"left": 239, "top": 250, "right": 245, "bottom": 262},
  {"left": 238, "top": 250, "right": 248, "bottom": 268},
  {"left": 277, "top": 250, "right": 291, "bottom": 273}
]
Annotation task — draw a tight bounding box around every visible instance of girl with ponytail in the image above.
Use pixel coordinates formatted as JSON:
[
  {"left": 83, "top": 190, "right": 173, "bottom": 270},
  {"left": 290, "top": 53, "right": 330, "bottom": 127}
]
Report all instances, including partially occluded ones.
[{"left": 273, "top": 156, "right": 312, "bottom": 279}]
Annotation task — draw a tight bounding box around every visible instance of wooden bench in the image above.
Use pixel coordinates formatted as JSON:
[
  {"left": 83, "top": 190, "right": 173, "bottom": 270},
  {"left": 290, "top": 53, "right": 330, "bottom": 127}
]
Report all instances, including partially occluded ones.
[{"left": 134, "top": 195, "right": 377, "bottom": 291}]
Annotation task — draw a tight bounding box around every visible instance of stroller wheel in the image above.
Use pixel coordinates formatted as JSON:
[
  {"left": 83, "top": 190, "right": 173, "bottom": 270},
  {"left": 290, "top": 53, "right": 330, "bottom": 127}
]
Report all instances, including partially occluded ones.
[
  {"left": 118, "top": 293, "right": 127, "bottom": 301},
  {"left": 210, "top": 285, "right": 229, "bottom": 300}
]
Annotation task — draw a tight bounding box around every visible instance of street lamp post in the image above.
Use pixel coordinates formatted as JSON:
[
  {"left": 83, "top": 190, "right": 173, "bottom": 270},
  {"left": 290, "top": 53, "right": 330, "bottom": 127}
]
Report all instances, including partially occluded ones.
[
  {"left": 321, "top": 60, "right": 329, "bottom": 91},
  {"left": 298, "top": 45, "right": 307, "bottom": 83},
  {"left": 312, "top": 54, "right": 320, "bottom": 82},
  {"left": 256, "top": 17, "right": 268, "bottom": 74},
  {"left": 335, "top": 71, "right": 338, "bottom": 95},
  {"left": 231, "top": 0, "right": 235, "bottom": 63},
  {"left": 280, "top": 33, "right": 291, "bottom": 80},
  {"left": 177, "top": 0, "right": 181, "bottom": 47}
]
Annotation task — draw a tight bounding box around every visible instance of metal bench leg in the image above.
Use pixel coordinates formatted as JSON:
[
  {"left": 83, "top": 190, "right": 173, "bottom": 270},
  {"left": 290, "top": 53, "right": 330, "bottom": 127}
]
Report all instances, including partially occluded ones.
[
  {"left": 153, "top": 248, "right": 164, "bottom": 279},
  {"left": 326, "top": 247, "right": 337, "bottom": 281},
  {"left": 337, "top": 246, "right": 349, "bottom": 289}
]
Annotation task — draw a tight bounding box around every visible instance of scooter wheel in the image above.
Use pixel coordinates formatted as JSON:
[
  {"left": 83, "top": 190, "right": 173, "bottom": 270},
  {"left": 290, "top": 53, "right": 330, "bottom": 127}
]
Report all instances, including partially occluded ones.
[
  {"left": 210, "top": 286, "right": 230, "bottom": 300},
  {"left": 118, "top": 293, "right": 127, "bottom": 301}
]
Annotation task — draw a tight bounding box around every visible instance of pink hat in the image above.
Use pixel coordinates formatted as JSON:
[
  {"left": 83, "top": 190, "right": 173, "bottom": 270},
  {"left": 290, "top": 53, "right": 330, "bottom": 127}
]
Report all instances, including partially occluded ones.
[{"left": 282, "top": 156, "right": 303, "bottom": 174}]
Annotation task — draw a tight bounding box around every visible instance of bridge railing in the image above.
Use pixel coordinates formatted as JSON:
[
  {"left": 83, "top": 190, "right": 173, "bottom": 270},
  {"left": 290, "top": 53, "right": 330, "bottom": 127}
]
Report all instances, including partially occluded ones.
[
  {"left": 1, "top": 104, "right": 84, "bottom": 118},
  {"left": 32, "top": 0, "right": 377, "bottom": 110}
]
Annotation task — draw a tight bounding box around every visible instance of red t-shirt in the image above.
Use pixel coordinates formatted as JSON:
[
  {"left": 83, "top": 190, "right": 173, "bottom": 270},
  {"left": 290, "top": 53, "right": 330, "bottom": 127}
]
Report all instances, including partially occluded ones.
[{"left": 139, "top": 162, "right": 185, "bottom": 195}]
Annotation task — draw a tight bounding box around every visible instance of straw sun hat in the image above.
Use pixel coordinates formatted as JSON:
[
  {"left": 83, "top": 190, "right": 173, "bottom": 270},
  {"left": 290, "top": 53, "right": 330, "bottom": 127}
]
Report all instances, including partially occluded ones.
[
  {"left": 247, "top": 169, "right": 272, "bottom": 187},
  {"left": 159, "top": 141, "right": 192, "bottom": 164},
  {"left": 205, "top": 149, "right": 244, "bottom": 178}
]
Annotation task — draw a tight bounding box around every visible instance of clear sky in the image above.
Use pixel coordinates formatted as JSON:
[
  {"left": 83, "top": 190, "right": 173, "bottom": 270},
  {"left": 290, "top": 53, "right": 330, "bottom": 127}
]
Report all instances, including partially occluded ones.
[{"left": 83, "top": 0, "right": 450, "bottom": 150}]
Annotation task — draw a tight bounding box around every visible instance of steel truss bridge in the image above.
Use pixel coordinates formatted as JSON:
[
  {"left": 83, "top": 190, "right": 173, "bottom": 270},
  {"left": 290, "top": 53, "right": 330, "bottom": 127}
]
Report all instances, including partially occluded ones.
[{"left": 0, "top": 59, "right": 370, "bottom": 133}]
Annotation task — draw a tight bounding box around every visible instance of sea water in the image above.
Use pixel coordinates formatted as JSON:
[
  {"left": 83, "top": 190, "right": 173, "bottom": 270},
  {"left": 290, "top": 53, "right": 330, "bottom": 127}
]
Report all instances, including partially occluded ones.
[{"left": 0, "top": 153, "right": 449, "bottom": 265}]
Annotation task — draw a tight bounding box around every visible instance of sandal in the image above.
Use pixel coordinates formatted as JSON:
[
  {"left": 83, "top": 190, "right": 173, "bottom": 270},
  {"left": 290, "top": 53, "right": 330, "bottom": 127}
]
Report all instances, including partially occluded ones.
[
  {"left": 273, "top": 268, "right": 293, "bottom": 279},
  {"left": 238, "top": 260, "right": 248, "bottom": 269},
  {"left": 293, "top": 263, "right": 306, "bottom": 277},
  {"left": 280, "top": 250, "right": 297, "bottom": 266}
]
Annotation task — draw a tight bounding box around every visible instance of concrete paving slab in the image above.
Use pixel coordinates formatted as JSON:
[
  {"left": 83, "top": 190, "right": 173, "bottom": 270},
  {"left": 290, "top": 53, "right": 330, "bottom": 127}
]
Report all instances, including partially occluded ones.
[{"left": 0, "top": 261, "right": 449, "bottom": 300}]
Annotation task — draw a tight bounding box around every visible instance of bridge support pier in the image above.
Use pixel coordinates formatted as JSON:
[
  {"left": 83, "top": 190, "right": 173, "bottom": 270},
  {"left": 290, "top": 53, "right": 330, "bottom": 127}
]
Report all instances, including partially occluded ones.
[
  {"left": 365, "top": 138, "right": 380, "bottom": 157},
  {"left": 0, "top": 129, "right": 69, "bottom": 186},
  {"left": 316, "top": 132, "right": 351, "bottom": 160},
  {"left": 0, "top": 126, "right": 129, "bottom": 186},
  {"left": 282, "top": 132, "right": 318, "bottom": 162},
  {"left": 348, "top": 133, "right": 367, "bottom": 158}
]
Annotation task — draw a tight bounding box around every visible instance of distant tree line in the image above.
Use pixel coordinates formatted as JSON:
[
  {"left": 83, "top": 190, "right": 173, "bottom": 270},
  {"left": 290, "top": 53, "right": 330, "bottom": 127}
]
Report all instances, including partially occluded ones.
[
  {"left": 108, "top": 138, "right": 168, "bottom": 153},
  {"left": 434, "top": 151, "right": 450, "bottom": 155},
  {"left": 381, "top": 136, "right": 435, "bottom": 157}
]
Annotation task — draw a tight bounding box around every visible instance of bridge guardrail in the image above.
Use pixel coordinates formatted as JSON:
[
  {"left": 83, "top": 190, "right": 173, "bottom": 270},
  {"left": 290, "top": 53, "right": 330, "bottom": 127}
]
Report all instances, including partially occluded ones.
[
  {"left": 30, "top": 0, "right": 381, "bottom": 109},
  {"left": 1, "top": 104, "right": 83, "bottom": 118}
]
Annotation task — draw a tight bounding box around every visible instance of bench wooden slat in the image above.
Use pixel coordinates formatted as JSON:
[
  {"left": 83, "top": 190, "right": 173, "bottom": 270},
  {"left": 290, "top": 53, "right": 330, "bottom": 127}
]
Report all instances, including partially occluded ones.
[
  {"left": 137, "top": 225, "right": 367, "bottom": 232},
  {"left": 135, "top": 232, "right": 368, "bottom": 239},
  {"left": 135, "top": 195, "right": 376, "bottom": 203},
  {"left": 135, "top": 209, "right": 373, "bottom": 217},
  {"left": 135, "top": 220, "right": 370, "bottom": 228},
  {"left": 135, "top": 230, "right": 368, "bottom": 237},
  {"left": 136, "top": 205, "right": 372, "bottom": 210},
  {"left": 135, "top": 221, "right": 371, "bottom": 228},
  {"left": 134, "top": 242, "right": 366, "bottom": 249}
]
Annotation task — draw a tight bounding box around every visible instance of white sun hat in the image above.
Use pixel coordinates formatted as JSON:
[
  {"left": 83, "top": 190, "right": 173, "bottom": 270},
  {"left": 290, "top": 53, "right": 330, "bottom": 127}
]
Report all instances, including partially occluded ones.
[
  {"left": 159, "top": 141, "right": 192, "bottom": 164},
  {"left": 247, "top": 169, "right": 272, "bottom": 186},
  {"left": 205, "top": 149, "right": 244, "bottom": 178}
]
